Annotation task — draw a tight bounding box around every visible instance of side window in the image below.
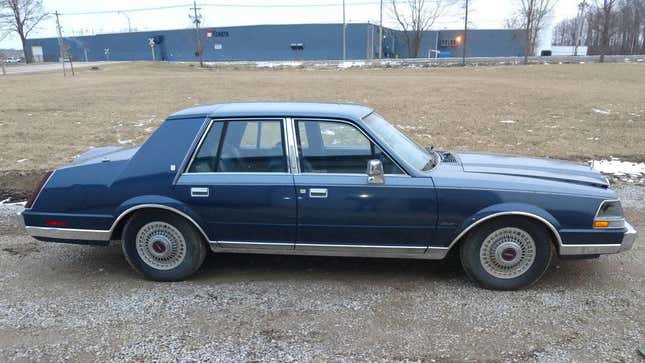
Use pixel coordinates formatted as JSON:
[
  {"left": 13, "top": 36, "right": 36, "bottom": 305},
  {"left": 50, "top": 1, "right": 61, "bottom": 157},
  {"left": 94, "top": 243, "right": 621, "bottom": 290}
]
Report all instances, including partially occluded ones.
[
  {"left": 187, "top": 120, "right": 287, "bottom": 173},
  {"left": 187, "top": 123, "right": 223, "bottom": 173},
  {"left": 296, "top": 120, "right": 403, "bottom": 174}
]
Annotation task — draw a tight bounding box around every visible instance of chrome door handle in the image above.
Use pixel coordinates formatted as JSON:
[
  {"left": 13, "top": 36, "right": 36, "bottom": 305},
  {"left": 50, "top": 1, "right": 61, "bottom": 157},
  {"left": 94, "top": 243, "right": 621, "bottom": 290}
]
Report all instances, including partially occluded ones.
[
  {"left": 309, "top": 188, "right": 328, "bottom": 198},
  {"left": 190, "top": 187, "right": 209, "bottom": 197}
]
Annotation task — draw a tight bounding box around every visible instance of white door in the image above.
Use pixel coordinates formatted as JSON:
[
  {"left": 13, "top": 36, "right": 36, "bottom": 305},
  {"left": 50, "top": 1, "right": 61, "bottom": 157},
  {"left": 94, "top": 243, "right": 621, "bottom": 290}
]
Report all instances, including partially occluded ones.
[{"left": 31, "top": 46, "right": 44, "bottom": 62}]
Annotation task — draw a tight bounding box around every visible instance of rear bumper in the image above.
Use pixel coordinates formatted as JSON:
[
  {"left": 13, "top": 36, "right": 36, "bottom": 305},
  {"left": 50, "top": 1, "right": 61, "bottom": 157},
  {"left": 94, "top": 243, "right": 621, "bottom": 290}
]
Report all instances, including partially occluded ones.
[{"left": 559, "top": 221, "right": 637, "bottom": 256}]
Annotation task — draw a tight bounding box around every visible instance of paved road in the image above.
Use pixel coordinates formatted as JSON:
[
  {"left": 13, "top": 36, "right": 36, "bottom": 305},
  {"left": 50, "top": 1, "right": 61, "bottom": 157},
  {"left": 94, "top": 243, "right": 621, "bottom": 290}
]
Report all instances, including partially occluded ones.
[{"left": 2, "top": 61, "right": 122, "bottom": 75}]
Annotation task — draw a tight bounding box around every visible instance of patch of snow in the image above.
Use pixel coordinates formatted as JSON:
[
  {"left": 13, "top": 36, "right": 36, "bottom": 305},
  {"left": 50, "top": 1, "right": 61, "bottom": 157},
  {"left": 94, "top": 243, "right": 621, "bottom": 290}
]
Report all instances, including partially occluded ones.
[
  {"left": 321, "top": 129, "right": 336, "bottom": 136},
  {"left": 0, "top": 199, "right": 25, "bottom": 217},
  {"left": 499, "top": 120, "right": 516, "bottom": 124},
  {"left": 144, "top": 127, "right": 155, "bottom": 133},
  {"left": 591, "top": 159, "right": 645, "bottom": 184},
  {"left": 337, "top": 61, "right": 366, "bottom": 69},
  {"left": 118, "top": 139, "right": 134, "bottom": 145},
  {"left": 16, "top": 159, "right": 29, "bottom": 163},
  {"left": 592, "top": 108, "right": 610, "bottom": 115},
  {"left": 256, "top": 61, "right": 303, "bottom": 68},
  {"left": 418, "top": 134, "right": 432, "bottom": 138}
]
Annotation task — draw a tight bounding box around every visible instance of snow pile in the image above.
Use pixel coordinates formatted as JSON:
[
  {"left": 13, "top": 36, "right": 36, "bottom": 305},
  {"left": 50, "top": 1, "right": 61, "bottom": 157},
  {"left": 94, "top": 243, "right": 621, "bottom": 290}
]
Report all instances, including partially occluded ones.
[
  {"left": 592, "top": 108, "right": 610, "bottom": 115},
  {"left": 0, "top": 199, "right": 25, "bottom": 217},
  {"left": 590, "top": 159, "right": 645, "bottom": 184},
  {"left": 499, "top": 120, "right": 516, "bottom": 124}
]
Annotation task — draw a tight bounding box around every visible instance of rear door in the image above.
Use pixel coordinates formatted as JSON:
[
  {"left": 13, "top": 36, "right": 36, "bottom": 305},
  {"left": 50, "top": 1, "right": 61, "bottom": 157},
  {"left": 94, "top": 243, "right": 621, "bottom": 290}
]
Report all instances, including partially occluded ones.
[
  {"left": 177, "top": 118, "right": 296, "bottom": 249},
  {"left": 292, "top": 119, "right": 436, "bottom": 254}
]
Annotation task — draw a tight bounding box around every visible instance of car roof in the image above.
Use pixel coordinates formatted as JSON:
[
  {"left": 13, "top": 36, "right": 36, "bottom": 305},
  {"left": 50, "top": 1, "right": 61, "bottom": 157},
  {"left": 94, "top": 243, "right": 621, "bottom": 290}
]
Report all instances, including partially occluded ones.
[{"left": 166, "top": 102, "right": 374, "bottom": 120}]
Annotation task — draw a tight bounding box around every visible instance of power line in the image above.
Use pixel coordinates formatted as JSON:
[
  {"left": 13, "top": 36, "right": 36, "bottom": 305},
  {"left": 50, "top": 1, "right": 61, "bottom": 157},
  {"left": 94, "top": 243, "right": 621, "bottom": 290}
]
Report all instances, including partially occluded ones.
[{"left": 56, "top": 0, "right": 446, "bottom": 16}]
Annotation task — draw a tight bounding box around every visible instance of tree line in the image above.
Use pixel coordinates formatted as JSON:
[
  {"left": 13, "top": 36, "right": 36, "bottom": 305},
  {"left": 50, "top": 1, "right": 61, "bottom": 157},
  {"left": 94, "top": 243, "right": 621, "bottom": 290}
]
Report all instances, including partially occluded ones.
[{"left": 553, "top": 0, "right": 645, "bottom": 56}]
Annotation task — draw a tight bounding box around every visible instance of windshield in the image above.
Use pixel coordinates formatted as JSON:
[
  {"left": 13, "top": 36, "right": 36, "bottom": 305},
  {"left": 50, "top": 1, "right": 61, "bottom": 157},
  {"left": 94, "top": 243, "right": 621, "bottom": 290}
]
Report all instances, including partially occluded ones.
[{"left": 363, "top": 112, "right": 438, "bottom": 171}]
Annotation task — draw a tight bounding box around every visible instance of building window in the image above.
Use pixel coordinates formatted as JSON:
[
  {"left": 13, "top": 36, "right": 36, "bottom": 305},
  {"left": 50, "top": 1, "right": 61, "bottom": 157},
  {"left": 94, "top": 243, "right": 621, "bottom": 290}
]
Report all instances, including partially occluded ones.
[{"left": 440, "top": 39, "right": 457, "bottom": 47}]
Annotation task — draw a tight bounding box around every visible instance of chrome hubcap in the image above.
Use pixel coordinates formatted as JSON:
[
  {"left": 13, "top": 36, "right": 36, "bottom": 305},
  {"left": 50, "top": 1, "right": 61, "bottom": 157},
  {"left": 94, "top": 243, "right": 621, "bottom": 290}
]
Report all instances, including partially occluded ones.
[
  {"left": 480, "top": 227, "right": 536, "bottom": 279},
  {"left": 136, "top": 222, "right": 186, "bottom": 270}
]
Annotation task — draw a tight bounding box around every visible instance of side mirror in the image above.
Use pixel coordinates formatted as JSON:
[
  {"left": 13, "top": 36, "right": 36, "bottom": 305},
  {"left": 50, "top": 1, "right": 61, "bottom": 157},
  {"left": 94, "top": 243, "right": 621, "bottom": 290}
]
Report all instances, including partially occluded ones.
[{"left": 367, "top": 159, "right": 385, "bottom": 184}]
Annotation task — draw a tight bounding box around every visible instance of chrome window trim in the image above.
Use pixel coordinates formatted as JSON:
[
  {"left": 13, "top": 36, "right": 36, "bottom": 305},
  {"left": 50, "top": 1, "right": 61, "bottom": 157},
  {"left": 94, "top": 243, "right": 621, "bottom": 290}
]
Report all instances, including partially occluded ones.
[
  {"left": 291, "top": 118, "right": 408, "bottom": 176},
  {"left": 284, "top": 117, "right": 300, "bottom": 174},
  {"left": 183, "top": 117, "right": 289, "bottom": 175}
]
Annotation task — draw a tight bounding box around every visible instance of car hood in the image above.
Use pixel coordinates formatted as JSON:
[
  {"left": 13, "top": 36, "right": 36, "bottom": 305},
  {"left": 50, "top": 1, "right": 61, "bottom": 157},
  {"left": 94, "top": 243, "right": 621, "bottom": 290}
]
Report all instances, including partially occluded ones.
[
  {"left": 456, "top": 152, "right": 608, "bottom": 188},
  {"left": 72, "top": 145, "right": 140, "bottom": 166}
]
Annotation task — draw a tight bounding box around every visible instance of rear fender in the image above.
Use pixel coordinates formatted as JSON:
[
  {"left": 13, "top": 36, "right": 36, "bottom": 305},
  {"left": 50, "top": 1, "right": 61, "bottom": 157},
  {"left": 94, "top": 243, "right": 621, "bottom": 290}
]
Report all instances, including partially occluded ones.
[{"left": 110, "top": 195, "right": 209, "bottom": 242}]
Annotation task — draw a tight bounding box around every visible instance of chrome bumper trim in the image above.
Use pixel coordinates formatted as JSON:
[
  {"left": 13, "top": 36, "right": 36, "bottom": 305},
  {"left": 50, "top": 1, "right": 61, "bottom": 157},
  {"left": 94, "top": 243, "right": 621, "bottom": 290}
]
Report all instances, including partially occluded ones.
[
  {"left": 559, "top": 221, "right": 637, "bottom": 255},
  {"left": 25, "top": 226, "right": 111, "bottom": 241}
]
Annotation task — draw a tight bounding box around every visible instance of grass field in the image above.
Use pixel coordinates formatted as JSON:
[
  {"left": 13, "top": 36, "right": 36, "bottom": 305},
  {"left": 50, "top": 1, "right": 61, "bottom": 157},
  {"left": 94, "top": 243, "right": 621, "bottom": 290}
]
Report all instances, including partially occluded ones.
[{"left": 1, "top": 61, "right": 644, "bottom": 196}]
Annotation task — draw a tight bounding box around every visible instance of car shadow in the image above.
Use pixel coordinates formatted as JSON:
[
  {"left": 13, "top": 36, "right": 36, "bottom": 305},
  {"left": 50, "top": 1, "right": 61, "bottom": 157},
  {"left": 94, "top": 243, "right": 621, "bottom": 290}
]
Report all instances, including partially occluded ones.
[{"left": 194, "top": 250, "right": 466, "bottom": 284}]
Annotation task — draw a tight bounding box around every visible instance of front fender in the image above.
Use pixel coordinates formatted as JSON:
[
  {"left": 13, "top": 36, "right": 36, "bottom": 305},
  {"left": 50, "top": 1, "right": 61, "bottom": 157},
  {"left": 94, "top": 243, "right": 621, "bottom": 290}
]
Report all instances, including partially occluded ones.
[{"left": 447, "top": 202, "right": 563, "bottom": 250}]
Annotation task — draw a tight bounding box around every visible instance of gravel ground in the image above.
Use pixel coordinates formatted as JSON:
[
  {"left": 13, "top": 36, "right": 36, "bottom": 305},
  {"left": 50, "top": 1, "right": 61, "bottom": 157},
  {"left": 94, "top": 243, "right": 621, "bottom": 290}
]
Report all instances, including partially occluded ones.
[{"left": 0, "top": 185, "right": 642, "bottom": 362}]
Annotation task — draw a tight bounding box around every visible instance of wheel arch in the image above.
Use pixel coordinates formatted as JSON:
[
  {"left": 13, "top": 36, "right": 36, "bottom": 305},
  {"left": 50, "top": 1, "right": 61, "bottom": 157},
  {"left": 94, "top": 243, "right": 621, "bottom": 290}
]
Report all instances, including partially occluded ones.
[
  {"left": 109, "top": 200, "right": 209, "bottom": 243},
  {"left": 446, "top": 203, "right": 563, "bottom": 254}
]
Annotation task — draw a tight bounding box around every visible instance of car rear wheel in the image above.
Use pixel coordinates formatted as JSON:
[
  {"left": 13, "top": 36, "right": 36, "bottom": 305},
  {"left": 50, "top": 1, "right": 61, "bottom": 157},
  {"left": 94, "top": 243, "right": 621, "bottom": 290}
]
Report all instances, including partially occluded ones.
[
  {"left": 122, "top": 210, "right": 207, "bottom": 281},
  {"left": 459, "top": 217, "right": 553, "bottom": 290}
]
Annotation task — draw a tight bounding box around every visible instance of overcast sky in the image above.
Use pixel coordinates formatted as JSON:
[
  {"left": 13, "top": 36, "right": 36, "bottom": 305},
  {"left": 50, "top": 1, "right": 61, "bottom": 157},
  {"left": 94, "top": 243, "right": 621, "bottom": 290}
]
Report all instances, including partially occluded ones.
[{"left": 1, "top": 0, "right": 581, "bottom": 49}]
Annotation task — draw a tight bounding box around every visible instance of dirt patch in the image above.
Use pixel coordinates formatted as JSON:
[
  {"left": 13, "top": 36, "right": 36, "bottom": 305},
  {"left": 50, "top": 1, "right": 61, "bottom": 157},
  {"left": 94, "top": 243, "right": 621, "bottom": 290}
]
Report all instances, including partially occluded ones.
[
  {"left": 0, "top": 62, "right": 643, "bottom": 176},
  {"left": 0, "top": 169, "right": 48, "bottom": 200}
]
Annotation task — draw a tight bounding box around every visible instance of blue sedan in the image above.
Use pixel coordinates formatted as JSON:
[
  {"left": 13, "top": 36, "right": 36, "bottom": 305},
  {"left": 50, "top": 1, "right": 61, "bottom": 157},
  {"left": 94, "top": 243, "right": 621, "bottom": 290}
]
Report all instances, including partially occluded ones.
[{"left": 22, "top": 102, "right": 637, "bottom": 290}]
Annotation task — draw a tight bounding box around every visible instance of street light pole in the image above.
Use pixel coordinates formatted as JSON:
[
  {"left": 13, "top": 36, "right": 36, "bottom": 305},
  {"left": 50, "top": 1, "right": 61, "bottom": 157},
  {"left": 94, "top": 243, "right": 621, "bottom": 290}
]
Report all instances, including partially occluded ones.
[
  {"left": 342, "top": 0, "right": 346, "bottom": 61},
  {"left": 379, "top": 0, "right": 383, "bottom": 59},
  {"left": 118, "top": 11, "right": 132, "bottom": 32}
]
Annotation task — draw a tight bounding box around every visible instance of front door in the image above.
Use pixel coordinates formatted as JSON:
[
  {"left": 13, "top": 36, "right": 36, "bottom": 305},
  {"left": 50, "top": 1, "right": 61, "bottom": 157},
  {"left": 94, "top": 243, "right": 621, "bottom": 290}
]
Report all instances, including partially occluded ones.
[
  {"left": 177, "top": 118, "right": 296, "bottom": 249},
  {"left": 292, "top": 119, "right": 436, "bottom": 254}
]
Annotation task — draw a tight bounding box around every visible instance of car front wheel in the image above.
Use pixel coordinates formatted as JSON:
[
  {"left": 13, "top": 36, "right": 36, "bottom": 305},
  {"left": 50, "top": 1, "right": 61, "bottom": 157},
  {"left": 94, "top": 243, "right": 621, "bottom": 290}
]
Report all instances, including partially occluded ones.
[
  {"left": 122, "top": 210, "right": 207, "bottom": 281},
  {"left": 460, "top": 217, "right": 553, "bottom": 290}
]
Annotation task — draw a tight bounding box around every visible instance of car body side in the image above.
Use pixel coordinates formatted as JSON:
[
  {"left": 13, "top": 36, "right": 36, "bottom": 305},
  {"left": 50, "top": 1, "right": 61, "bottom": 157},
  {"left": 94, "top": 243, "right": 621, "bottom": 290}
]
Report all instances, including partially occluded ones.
[{"left": 22, "top": 103, "right": 634, "bottom": 258}]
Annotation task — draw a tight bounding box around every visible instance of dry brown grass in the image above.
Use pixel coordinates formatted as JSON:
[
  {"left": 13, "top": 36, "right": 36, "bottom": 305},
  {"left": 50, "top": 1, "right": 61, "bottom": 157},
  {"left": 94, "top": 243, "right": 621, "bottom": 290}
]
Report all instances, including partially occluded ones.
[{"left": 1, "top": 61, "right": 644, "bottom": 174}]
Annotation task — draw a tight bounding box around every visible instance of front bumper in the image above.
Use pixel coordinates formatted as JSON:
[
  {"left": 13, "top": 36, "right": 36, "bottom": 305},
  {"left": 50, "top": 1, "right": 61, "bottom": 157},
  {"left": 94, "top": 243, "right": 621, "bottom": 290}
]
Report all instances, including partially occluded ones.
[{"left": 559, "top": 221, "right": 637, "bottom": 256}]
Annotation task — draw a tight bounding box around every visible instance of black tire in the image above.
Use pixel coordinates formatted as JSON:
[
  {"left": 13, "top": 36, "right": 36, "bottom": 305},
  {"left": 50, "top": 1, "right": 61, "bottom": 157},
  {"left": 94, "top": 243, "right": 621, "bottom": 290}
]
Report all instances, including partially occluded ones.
[
  {"left": 122, "top": 210, "right": 207, "bottom": 281},
  {"left": 459, "top": 217, "right": 553, "bottom": 290}
]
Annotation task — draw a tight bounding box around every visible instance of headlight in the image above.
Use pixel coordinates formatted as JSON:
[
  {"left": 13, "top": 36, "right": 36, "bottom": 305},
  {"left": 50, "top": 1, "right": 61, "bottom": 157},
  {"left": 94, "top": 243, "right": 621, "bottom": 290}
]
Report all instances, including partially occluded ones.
[{"left": 593, "top": 200, "right": 625, "bottom": 229}]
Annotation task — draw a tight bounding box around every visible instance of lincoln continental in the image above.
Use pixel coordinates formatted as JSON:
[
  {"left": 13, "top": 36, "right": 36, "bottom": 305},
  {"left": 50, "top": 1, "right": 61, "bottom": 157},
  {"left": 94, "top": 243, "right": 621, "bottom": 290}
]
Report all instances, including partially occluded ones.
[{"left": 22, "top": 102, "right": 637, "bottom": 290}]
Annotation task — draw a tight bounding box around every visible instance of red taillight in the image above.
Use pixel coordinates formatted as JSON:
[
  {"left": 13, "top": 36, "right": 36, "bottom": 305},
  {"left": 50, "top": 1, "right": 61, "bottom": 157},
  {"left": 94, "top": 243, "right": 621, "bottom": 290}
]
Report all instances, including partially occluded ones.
[
  {"left": 25, "top": 170, "right": 53, "bottom": 209},
  {"left": 46, "top": 220, "right": 68, "bottom": 227}
]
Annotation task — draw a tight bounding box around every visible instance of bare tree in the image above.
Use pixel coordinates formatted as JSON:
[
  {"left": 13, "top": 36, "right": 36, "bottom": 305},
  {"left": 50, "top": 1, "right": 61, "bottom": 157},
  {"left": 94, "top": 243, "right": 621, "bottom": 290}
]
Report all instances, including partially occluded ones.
[
  {"left": 0, "top": 0, "right": 48, "bottom": 63},
  {"left": 597, "top": 0, "right": 616, "bottom": 61},
  {"left": 512, "top": 0, "right": 557, "bottom": 63},
  {"left": 391, "top": 0, "right": 457, "bottom": 58}
]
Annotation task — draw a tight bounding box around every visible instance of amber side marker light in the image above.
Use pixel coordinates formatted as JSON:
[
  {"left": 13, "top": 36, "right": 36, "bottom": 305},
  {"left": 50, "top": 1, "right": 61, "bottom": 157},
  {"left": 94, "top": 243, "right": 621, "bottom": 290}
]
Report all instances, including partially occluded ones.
[{"left": 593, "top": 220, "right": 610, "bottom": 228}]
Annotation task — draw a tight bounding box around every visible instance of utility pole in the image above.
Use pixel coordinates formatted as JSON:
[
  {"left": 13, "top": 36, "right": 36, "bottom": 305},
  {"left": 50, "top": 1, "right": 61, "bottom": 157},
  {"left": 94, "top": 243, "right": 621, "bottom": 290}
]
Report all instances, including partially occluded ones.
[
  {"left": 190, "top": 0, "right": 204, "bottom": 67},
  {"left": 342, "top": 0, "right": 346, "bottom": 61},
  {"left": 574, "top": 0, "right": 587, "bottom": 56},
  {"left": 379, "top": 0, "right": 383, "bottom": 59},
  {"left": 462, "top": 0, "right": 469, "bottom": 66},
  {"left": 54, "top": 11, "right": 66, "bottom": 76}
]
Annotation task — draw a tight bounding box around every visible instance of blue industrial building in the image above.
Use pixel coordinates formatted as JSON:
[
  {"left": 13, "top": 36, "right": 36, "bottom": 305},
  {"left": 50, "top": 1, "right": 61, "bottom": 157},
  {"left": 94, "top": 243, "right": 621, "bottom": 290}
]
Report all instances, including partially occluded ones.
[{"left": 26, "top": 23, "right": 526, "bottom": 62}]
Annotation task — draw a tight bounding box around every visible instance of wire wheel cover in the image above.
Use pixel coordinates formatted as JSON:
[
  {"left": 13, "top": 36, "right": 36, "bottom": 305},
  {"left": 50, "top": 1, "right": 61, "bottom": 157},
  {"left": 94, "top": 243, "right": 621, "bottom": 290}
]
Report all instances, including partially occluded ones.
[
  {"left": 479, "top": 227, "right": 536, "bottom": 279},
  {"left": 135, "top": 222, "right": 187, "bottom": 270}
]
